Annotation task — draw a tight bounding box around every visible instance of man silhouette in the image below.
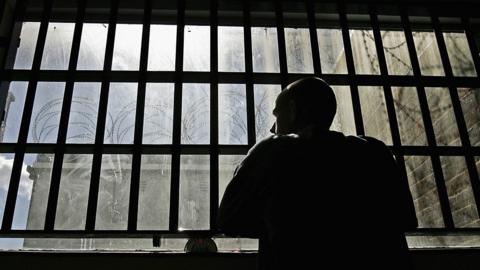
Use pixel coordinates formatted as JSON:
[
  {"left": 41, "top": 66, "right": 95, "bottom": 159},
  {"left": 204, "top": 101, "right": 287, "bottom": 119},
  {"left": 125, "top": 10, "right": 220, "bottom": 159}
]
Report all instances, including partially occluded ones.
[{"left": 217, "top": 77, "right": 418, "bottom": 270}]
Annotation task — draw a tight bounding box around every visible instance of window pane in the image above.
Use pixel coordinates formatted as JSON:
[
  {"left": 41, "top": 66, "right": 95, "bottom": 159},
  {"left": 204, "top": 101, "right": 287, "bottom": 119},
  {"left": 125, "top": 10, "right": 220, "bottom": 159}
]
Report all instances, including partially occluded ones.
[
  {"left": 138, "top": 155, "right": 171, "bottom": 230},
  {"left": 95, "top": 154, "right": 132, "bottom": 230},
  {"left": 40, "top": 23, "right": 75, "bottom": 70},
  {"left": 331, "top": 85, "right": 356, "bottom": 136},
  {"left": 143, "top": 83, "right": 174, "bottom": 144},
  {"left": 413, "top": 31, "right": 445, "bottom": 76},
  {"left": 317, "top": 28, "right": 347, "bottom": 74},
  {"left": 458, "top": 88, "right": 480, "bottom": 146},
  {"left": 54, "top": 154, "right": 92, "bottom": 230},
  {"left": 1, "top": 82, "right": 28, "bottom": 143},
  {"left": 350, "top": 30, "right": 380, "bottom": 74},
  {"left": 218, "top": 27, "right": 245, "bottom": 72},
  {"left": 0, "top": 154, "right": 15, "bottom": 226},
  {"left": 12, "top": 154, "right": 54, "bottom": 230},
  {"left": 404, "top": 156, "right": 444, "bottom": 228},
  {"left": 425, "top": 87, "right": 461, "bottom": 146},
  {"left": 219, "top": 155, "right": 243, "bottom": 204},
  {"left": 27, "top": 82, "right": 65, "bottom": 143},
  {"left": 440, "top": 156, "right": 480, "bottom": 227},
  {"left": 148, "top": 25, "right": 176, "bottom": 71},
  {"left": 13, "top": 22, "right": 40, "bottom": 69},
  {"left": 179, "top": 155, "right": 210, "bottom": 230},
  {"left": 251, "top": 27, "right": 280, "bottom": 73},
  {"left": 111, "top": 24, "right": 142, "bottom": 70},
  {"left": 381, "top": 30, "right": 413, "bottom": 75},
  {"left": 254, "top": 84, "right": 281, "bottom": 141},
  {"left": 104, "top": 83, "right": 137, "bottom": 144},
  {"left": 77, "top": 23, "right": 108, "bottom": 70},
  {"left": 392, "top": 87, "right": 427, "bottom": 145},
  {"left": 443, "top": 32, "right": 477, "bottom": 77},
  {"left": 284, "top": 28, "right": 314, "bottom": 73},
  {"left": 358, "top": 86, "right": 392, "bottom": 145},
  {"left": 183, "top": 25, "right": 210, "bottom": 71},
  {"left": 219, "top": 84, "right": 247, "bottom": 145},
  {"left": 181, "top": 84, "right": 210, "bottom": 144},
  {"left": 66, "top": 83, "right": 101, "bottom": 144}
]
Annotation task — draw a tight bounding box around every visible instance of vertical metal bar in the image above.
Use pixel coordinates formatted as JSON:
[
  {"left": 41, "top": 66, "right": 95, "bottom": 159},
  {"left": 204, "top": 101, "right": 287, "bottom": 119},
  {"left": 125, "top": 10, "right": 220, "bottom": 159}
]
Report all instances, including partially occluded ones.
[
  {"left": 128, "top": 0, "right": 151, "bottom": 232},
  {"left": 369, "top": 8, "right": 402, "bottom": 147},
  {"left": 306, "top": 0, "right": 322, "bottom": 76},
  {"left": 45, "top": 0, "right": 86, "bottom": 231},
  {"left": 432, "top": 15, "right": 480, "bottom": 222},
  {"left": 209, "top": 0, "right": 219, "bottom": 230},
  {"left": 462, "top": 17, "right": 480, "bottom": 76},
  {"left": 169, "top": 0, "right": 186, "bottom": 232},
  {"left": 274, "top": 1, "right": 288, "bottom": 88},
  {"left": 338, "top": 2, "right": 364, "bottom": 136},
  {"left": 401, "top": 9, "right": 454, "bottom": 228},
  {"left": 86, "top": 0, "right": 119, "bottom": 231},
  {"left": 243, "top": 0, "right": 256, "bottom": 147},
  {"left": 1, "top": 0, "right": 53, "bottom": 231}
]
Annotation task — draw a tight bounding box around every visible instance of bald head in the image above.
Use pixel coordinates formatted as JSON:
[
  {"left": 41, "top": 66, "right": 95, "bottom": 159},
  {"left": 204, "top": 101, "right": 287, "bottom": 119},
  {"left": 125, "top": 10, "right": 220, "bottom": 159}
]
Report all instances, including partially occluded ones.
[{"left": 273, "top": 77, "right": 337, "bottom": 134}]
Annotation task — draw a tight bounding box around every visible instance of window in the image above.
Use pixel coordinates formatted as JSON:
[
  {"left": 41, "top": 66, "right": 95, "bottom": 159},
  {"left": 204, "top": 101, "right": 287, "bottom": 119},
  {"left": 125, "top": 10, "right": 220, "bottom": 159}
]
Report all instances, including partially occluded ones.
[{"left": 1, "top": 0, "right": 480, "bottom": 251}]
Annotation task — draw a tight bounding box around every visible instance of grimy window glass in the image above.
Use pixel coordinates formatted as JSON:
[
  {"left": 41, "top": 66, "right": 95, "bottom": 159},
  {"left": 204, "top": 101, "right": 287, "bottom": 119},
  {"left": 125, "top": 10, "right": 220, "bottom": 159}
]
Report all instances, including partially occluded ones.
[{"left": 0, "top": 0, "right": 479, "bottom": 251}]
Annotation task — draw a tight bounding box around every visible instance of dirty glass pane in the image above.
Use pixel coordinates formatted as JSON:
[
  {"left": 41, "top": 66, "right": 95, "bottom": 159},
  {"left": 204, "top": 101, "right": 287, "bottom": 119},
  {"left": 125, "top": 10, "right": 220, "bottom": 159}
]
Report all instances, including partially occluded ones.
[
  {"left": 0, "top": 154, "right": 15, "bottom": 226},
  {"left": 350, "top": 29, "right": 380, "bottom": 74},
  {"left": 331, "top": 85, "right": 356, "bottom": 136},
  {"left": 181, "top": 84, "right": 210, "bottom": 144},
  {"left": 77, "top": 23, "right": 108, "bottom": 70},
  {"left": 381, "top": 30, "right": 413, "bottom": 75},
  {"left": 440, "top": 156, "right": 480, "bottom": 227},
  {"left": 104, "top": 83, "right": 137, "bottom": 144},
  {"left": 443, "top": 32, "right": 477, "bottom": 77},
  {"left": 413, "top": 31, "right": 445, "bottom": 76},
  {"left": 66, "top": 83, "right": 101, "bottom": 144},
  {"left": 95, "top": 154, "right": 132, "bottom": 230},
  {"left": 425, "top": 87, "right": 461, "bottom": 146},
  {"left": 219, "top": 84, "right": 247, "bottom": 145},
  {"left": 284, "top": 28, "right": 314, "bottom": 73},
  {"left": 183, "top": 25, "right": 210, "bottom": 71},
  {"left": 55, "top": 154, "right": 92, "bottom": 230},
  {"left": 27, "top": 82, "right": 66, "bottom": 143},
  {"left": 404, "top": 156, "right": 444, "bottom": 228},
  {"left": 13, "top": 22, "right": 40, "bottom": 69},
  {"left": 358, "top": 86, "right": 392, "bottom": 145},
  {"left": 1, "top": 82, "right": 28, "bottom": 143},
  {"left": 138, "top": 155, "right": 171, "bottom": 230},
  {"left": 392, "top": 87, "right": 427, "bottom": 145},
  {"left": 143, "top": 83, "right": 174, "bottom": 144},
  {"left": 254, "top": 84, "right": 281, "bottom": 141},
  {"left": 458, "top": 88, "right": 480, "bottom": 146},
  {"left": 219, "top": 155, "right": 243, "bottom": 204},
  {"left": 218, "top": 27, "right": 245, "bottom": 72},
  {"left": 111, "top": 24, "right": 142, "bottom": 70},
  {"left": 251, "top": 27, "right": 280, "bottom": 73},
  {"left": 317, "top": 28, "right": 347, "bottom": 74},
  {"left": 179, "top": 155, "right": 210, "bottom": 230},
  {"left": 148, "top": 25, "right": 176, "bottom": 71},
  {"left": 12, "top": 154, "right": 54, "bottom": 230},
  {"left": 40, "top": 23, "right": 75, "bottom": 70}
]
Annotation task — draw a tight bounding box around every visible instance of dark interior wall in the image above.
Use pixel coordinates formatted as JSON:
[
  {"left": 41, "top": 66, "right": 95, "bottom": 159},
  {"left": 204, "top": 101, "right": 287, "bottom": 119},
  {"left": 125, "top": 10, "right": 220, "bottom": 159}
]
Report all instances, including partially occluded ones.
[{"left": 1, "top": 249, "right": 480, "bottom": 270}]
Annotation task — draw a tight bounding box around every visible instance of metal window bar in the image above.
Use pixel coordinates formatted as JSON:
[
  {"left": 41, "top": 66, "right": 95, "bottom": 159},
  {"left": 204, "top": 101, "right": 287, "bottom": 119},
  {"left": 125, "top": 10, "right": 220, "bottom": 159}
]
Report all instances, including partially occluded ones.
[
  {"left": 44, "top": 0, "right": 86, "bottom": 231},
  {"left": 400, "top": 8, "right": 455, "bottom": 228},
  {"left": 85, "top": 0, "right": 119, "bottom": 231},
  {"left": 432, "top": 15, "right": 480, "bottom": 222},
  {"left": 0, "top": 0, "right": 479, "bottom": 241}
]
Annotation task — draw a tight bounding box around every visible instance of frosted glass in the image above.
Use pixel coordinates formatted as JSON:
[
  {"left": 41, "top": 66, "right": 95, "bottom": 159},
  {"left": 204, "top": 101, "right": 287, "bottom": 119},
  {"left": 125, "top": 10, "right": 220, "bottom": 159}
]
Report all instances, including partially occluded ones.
[
  {"left": 13, "top": 22, "right": 40, "bottom": 69},
  {"left": 331, "top": 86, "right": 356, "bottom": 136},
  {"left": 284, "top": 28, "right": 314, "bottom": 73},
  {"left": 392, "top": 87, "right": 427, "bottom": 145},
  {"left": 40, "top": 23, "right": 75, "bottom": 70},
  {"left": 77, "top": 23, "right": 108, "bottom": 70},
  {"left": 181, "top": 84, "right": 210, "bottom": 144},
  {"left": 219, "top": 84, "right": 247, "bottom": 145},
  {"left": 251, "top": 27, "right": 280, "bottom": 73},
  {"left": 27, "top": 82, "right": 65, "bottom": 143},
  {"left": 112, "top": 24, "right": 142, "bottom": 70},
  {"left": 218, "top": 27, "right": 245, "bottom": 72},
  {"left": 254, "top": 84, "right": 281, "bottom": 141},
  {"left": 350, "top": 29, "right": 380, "bottom": 74},
  {"left": 381, "top": 30, "right": 413, "bottom": 75},
  {"left": 148, "top": 25, "right": 176, "bottom": 71},
  {"left": 1, "top": 82, "right": 28, "bottom": 143},
  {"left": 143, "top": 83, "right": 174, "bottom": 144},
  {"left": 413, "top": 31, "right": 445, "bottom": 76},
  {"left": 358, "top": 86, "right": 392, "bottom": 144},
  {"left": 183, "top": 26, "right": 210, "bottom": 71},
  {"left": 104, "top": 83, "right": 137, "bottom": 144},
  {"left": 317, "top": 28, "right": 347, "bottom": 74}
]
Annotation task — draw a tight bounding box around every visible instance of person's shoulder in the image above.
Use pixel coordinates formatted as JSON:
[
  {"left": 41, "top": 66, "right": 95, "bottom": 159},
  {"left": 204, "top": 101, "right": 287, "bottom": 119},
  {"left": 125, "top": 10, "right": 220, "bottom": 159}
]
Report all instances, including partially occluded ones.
[{"left": 247, "top": 134, "right": 300, "bottom": 155}]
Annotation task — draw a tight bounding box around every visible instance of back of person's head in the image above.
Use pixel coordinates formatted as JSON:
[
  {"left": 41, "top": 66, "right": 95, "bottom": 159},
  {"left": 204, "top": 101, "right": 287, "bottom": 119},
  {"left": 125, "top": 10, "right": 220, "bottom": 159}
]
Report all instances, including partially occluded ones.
[{"left": 276, "top": 77, "right": 337, "bottom": 130}]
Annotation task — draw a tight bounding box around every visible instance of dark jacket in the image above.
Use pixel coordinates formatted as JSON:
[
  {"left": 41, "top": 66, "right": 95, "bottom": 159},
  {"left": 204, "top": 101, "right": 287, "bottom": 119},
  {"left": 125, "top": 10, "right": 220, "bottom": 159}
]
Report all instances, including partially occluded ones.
[{"left": 217, "top": 128, "right": 418, "bottom": 270}]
